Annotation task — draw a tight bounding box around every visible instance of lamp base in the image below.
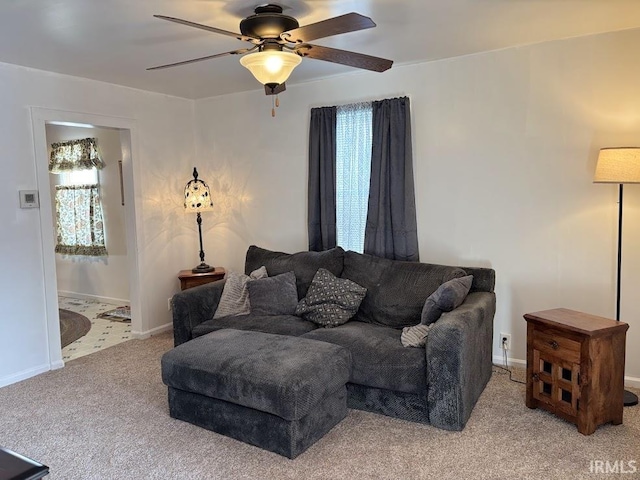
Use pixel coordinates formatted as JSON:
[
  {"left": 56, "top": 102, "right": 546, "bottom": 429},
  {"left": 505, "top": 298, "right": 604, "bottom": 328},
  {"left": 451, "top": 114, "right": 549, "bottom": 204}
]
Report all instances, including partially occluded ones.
[
  {"left": 192, "top": 263, "right": 215, "bottom": 274},
  {"left": 624, "top": 389, "right": 638, "bottom": 407}
]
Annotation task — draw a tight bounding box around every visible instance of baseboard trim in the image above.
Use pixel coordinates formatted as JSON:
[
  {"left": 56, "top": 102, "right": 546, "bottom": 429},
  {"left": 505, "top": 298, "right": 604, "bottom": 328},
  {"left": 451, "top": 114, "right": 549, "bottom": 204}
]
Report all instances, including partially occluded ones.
[
  {"left": 58, "top": 290, "right": 130, "bottom": 306},
  {"left": 0, "top": 364, "right": 51, "bottom": 388},
  {"left": 132, "top": 322, "right": 173, "bottom": 340},
  {"left": 492, "top": 355, "right": 640, "bottom": 388}
]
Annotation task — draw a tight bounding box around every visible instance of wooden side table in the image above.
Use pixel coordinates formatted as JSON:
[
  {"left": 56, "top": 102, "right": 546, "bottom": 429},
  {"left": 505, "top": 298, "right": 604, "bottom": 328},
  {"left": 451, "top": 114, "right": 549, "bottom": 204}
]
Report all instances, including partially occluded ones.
[
  {"left": 178, "top": 267, "right": 226, "bottom": 291},
  {"left": 524, "top": 308, "right": 628, "bottom": 435}
]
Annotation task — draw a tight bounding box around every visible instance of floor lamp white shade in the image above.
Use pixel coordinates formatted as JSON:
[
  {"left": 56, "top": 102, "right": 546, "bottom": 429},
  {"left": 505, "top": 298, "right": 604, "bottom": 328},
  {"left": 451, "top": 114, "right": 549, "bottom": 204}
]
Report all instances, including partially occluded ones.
[{"left": 594, "top": 147, "right": 640, "bottom": 184}]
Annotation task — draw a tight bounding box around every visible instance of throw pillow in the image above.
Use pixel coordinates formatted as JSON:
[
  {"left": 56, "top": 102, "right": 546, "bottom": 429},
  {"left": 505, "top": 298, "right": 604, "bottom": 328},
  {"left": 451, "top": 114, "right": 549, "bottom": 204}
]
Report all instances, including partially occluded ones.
[
  {"left": 244, "top": 245, "right": 345, "bottom": 300},
  {"left": 246, "top": 271, "right": 299, "bottom": 316},
  {"left": 401, "top": 323, "right": 433, "bottom": 348},
  {"left": 213, "top": 266, "right": 268, "bottom": 319},
  {"left": 421, "top": 275, "right": 473, "bottom": 325},
  {"left": 296, "top": 268, "right": 367, "bottom": 328}
]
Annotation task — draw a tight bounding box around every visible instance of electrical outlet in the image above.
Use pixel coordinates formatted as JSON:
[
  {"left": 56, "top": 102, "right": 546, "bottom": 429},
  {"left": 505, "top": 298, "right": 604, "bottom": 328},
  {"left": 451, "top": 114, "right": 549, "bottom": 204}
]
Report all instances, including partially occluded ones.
[
  {"left": 500, "top": 333, "right": 511, "bottom": 351},
  {"left": 168, "top": 298, "right": 172, "bottom": 312}
]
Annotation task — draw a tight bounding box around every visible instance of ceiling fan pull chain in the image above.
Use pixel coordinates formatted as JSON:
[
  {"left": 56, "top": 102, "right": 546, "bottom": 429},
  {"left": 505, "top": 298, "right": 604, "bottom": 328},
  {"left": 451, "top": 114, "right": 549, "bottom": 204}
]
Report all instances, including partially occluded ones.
[
  {"left": 275, "top": 95, "right": 280, "bottom": 108},
  {"left": 272, "top": 95, "right": 276, "bottom": 117}
]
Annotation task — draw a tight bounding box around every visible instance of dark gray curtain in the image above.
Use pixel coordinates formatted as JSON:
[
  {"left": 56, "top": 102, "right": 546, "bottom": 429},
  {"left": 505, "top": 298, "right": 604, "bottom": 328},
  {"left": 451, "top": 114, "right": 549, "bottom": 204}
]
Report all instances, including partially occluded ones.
[
  {"left": 308, "top": 106, "right": 337, "bottom": 251},
  {"left": 364, "top": 97, "right": 419, "bottom": 261}
]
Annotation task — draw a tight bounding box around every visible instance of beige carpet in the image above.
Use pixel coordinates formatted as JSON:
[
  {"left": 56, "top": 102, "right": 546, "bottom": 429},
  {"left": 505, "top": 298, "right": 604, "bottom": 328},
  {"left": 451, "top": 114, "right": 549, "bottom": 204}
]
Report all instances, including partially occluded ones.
[{"left": 0, "top": 333, "right": 638, "bottom": 480}]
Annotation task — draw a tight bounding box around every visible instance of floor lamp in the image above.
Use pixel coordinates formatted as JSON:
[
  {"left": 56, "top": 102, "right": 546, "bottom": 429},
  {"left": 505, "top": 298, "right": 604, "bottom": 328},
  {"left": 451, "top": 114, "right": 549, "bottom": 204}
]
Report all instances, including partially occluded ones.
[
  {"left": 184, "top": 167, "right": 215, "bottom": 273},
  {"left": 594, "top": 147, "right": 640, "bottom": 407}
]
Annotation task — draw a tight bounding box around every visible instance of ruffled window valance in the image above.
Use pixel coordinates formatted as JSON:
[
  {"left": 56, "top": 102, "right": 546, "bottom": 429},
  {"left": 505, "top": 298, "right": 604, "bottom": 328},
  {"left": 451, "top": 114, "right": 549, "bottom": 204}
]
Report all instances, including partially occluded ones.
[{"left": 49, "top": 138, "right": 105, "bottom": 173}]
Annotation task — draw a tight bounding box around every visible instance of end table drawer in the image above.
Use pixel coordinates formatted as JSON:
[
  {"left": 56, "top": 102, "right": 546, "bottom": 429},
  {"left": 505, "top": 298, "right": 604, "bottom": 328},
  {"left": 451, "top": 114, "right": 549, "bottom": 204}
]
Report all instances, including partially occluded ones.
[{"left": 532, "top": 329, "right": 580, "bottom": 362}]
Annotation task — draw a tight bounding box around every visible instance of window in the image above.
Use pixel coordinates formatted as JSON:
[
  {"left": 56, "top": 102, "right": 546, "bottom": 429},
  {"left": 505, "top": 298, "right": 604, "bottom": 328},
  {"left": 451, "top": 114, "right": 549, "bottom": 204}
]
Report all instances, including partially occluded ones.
[
  {"left": 59, "top": 169, "right": 98, "bottom": 186},
  {"left": 335, "top": 102, "right": 372, "bottom": 253},
  {"left": 309, "top": 97, "right": 417, "bottom": 260},
  {"left": 49, "top": 137, "right": 107, "bottom": 257}
]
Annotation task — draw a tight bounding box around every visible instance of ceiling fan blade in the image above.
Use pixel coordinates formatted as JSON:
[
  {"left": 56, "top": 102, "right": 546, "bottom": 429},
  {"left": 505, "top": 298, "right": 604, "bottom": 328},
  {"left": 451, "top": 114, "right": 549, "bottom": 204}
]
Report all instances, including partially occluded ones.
[
  {"left": 281, "top": 13, "right": 375, "bottom": 43},
  {"left": 294, "top": 44, "right": 392, "bottom": 72},
  {"left": 265, "top": 83, "right": 286, "bottom": 96},
  {"left": 147, "top": 48, "right": 254, "bottom": 71},
  {"left": 154, "top": 15, "right": 260, "bottom": 43}
]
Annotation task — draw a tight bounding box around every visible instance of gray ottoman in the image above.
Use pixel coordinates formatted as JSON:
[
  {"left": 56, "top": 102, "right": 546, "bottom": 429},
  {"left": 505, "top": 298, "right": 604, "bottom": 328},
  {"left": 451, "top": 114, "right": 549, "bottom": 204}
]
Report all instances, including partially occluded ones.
[{"left": 161, "top": 329, "right": 352, "bottom": 459}]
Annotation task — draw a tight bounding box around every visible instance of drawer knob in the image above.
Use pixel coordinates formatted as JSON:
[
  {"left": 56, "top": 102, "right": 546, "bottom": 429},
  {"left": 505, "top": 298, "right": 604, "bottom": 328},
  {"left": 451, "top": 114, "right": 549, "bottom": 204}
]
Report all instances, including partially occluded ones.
[
  {"left": 549, "top": 340, "right": 559, "bottom": 350},
  {"left": 532, "top": 373, "right": 539, "bottom": 381}
]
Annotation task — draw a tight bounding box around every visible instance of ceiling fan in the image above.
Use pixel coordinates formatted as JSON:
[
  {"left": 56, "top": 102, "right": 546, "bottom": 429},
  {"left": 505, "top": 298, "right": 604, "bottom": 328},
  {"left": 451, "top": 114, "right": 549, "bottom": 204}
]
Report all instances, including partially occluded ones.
[{"left": 147, "top": 4, "right": 393, "bottom": 98}]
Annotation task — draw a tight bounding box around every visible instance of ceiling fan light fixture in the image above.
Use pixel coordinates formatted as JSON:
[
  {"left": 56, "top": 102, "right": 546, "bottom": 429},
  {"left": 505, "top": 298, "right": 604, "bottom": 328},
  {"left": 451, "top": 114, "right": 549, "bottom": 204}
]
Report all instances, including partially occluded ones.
[{"left": 239, "top": 50, "right": 301, "bottom": 86}]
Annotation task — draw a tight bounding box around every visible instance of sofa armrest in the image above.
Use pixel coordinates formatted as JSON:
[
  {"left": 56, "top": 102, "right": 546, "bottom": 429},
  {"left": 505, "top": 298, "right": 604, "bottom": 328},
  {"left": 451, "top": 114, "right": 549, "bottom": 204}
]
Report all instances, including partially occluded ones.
[
  {"left": 425, "top": 291, "right": 496, "bottom": 430},
  {"left": 171, "top": 279, "right": 226, "bottom": 347}
]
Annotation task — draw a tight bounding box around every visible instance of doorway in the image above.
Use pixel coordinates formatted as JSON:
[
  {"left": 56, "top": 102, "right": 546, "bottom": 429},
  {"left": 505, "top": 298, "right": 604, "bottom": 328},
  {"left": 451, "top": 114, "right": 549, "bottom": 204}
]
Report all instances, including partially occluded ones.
[
  {"left": 31, "top": 108, "right": 143, "bottom": 369},
  {"left": 46, "top": 124, "right": 132, "bottom": 360}
]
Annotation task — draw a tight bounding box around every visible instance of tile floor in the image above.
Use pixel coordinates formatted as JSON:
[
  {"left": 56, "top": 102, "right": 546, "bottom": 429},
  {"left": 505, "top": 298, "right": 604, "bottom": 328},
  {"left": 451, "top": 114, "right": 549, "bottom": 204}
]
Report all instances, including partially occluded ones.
[{"left": 59, "top": 296, "right": 132, "bottom": 362}]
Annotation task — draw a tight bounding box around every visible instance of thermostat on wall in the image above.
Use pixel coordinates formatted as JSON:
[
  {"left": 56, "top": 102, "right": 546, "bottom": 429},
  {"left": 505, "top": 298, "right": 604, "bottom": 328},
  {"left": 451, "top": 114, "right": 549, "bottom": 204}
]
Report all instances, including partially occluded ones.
[{"left": 19, "top": 190, "right": 39, "bottom": 209}]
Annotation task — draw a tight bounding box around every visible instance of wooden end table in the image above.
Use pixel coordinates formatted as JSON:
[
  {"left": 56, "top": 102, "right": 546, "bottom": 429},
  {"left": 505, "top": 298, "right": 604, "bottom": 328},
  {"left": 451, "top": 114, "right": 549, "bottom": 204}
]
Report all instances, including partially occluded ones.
[
  {"left": 524, "top": 308, "right": 629, "bottom": 435},
  {"left": 178, "top": 267, "right": 226, "bottom": 291}
]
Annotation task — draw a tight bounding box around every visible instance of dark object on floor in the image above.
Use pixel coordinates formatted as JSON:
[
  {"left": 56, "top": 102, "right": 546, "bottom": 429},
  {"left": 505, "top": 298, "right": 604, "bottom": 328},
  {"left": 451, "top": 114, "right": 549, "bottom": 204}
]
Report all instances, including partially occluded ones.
[
  {"left": 97, "top": 306, "right": 131, "bottom": 322},
  {"left": 161, "top": 329, "right": 351, "bottom": 459},
  {"left": 0, "top": 446, "right": 49, "bottom": 479},
  {"left": 59, "top": 309, "right": 91, "bottom": 348}
]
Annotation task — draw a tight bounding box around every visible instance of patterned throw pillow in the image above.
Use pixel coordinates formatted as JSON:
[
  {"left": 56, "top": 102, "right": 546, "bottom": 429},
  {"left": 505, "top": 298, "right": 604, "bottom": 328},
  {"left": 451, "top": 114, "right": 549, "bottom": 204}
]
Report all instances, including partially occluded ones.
[
  {"left": 213, "top": 266, "right": 268, "bottom": 319},
  {"left": 296, "top": 268, "right": 367, "bottom": 328},
  {"left": 420, "top": 275, "right": 473, "bottom": 325}
]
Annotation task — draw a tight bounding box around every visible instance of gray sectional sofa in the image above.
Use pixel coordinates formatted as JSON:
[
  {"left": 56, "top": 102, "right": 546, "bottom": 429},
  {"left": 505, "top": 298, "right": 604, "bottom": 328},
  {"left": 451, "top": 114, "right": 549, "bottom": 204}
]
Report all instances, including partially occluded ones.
[{"left": 170, "top": 245, "right": 496, "bottom": 431}]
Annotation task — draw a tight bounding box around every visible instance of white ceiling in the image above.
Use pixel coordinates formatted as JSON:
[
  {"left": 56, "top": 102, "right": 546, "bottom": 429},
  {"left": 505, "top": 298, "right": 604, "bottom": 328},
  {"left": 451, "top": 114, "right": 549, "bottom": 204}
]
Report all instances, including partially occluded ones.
[{"left": 2, "top": 0, "right": 640, "bottom": 99}]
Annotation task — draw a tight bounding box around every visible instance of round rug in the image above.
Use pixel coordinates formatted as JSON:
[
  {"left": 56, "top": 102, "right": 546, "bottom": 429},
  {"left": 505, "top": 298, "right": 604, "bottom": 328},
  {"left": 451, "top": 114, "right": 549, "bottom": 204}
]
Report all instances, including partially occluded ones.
[{"left": 59, "top": 309, "right": 92, "bottom": 348}]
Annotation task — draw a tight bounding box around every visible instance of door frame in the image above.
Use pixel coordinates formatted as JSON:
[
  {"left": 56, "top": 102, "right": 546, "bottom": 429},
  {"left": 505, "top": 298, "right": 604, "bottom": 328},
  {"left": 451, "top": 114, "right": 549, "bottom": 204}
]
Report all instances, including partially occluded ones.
[{"left": 30, "top": 107, "right": 144, "bottom": 368}]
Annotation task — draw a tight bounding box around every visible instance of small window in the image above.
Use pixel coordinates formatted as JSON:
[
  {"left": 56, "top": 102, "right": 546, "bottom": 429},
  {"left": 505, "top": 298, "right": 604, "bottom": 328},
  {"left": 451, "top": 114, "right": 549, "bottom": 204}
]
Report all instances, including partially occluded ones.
[
  {"left": 59, "top": 168, "right": 98, "bottom": 186},
  {"left": 335, "top": 102, "right": 372, "bottom": 253}
]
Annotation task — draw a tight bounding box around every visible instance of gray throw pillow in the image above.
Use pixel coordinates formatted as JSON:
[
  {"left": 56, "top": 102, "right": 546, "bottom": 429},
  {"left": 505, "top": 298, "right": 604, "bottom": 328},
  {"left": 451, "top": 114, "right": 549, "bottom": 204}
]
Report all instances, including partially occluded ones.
[
  {"left": 213, "top": 266, "right": 267, "bottom": 319},
  {"left": 421, "top": 275, "right": 473, "bottom": 325},
  {"left": 245, "top": 245, "right": 345, "bottom": 300},
  {"left": 296, "top": 268, "right": 367, "bottom": 328},
  {"left": 247, "top": 271, "right": 298, "bottom": 316},
  {"left": 401, "top": 323, "right": 433, "bottom": 348}
]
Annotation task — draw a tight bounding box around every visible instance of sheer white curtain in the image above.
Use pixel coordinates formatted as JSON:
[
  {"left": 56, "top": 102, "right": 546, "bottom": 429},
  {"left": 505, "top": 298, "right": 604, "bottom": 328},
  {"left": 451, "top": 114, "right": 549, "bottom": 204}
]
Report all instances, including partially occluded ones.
[{"left": 336, "top": 102, "right": 372, "bottom": 253}]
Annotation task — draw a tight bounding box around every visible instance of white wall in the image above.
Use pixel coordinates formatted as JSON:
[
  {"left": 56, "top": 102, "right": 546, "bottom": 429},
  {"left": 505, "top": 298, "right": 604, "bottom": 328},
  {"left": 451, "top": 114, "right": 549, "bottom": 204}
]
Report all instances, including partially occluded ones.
[
  {"left": 194, "top": 28, "right": 640, "bottom": 382},
  {"left": 0, "top": 63, "right": 196, "bottom": 386},
  {"left": 46, "top": 124, "right": 130, "bottom": 303},
  {"left": 3, "top": 26, "right": 640, "bottom": 389}
]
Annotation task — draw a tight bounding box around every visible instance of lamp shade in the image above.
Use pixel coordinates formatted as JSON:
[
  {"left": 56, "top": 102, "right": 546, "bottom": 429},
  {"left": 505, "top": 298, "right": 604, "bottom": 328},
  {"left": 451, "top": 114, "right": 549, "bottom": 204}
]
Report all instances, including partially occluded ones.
[
  {"left": 594, "top": 147, "right": 640, "bottom": 184},
  {"left": 239, "top": 50, "right": 301, "bottom": 86},
  {"left": 184, "top": 169, "right": 213, "bottom": 213}
]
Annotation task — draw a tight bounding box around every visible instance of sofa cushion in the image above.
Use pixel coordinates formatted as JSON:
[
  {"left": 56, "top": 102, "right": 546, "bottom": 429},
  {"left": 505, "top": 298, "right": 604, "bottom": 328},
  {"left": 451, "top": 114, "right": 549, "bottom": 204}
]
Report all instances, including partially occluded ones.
[
  {"left": 247, "top": 271, "right": 298, "bottom": 316},
  {"left": 192, "top": 314, "right": 318, "bottom": 338},
  {"left": 341, "top": 251, "right": 467, "bottom": 328},
  {"left": 213, "top": 266, "right": 267, "bottom": 319},
  {"left": 245, "top": 245, "right": 345, "bottom": 300},
  {"left": 421, "top": 275, "right": 473, "bottom": 325},
  {"left": 296, "top": 268, "right": 367, "bottom": 328},
  {"left": 302, "top": 321, "right": 427, "bottom": 395}
]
